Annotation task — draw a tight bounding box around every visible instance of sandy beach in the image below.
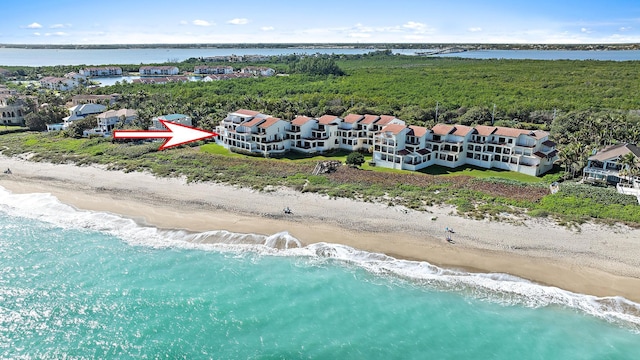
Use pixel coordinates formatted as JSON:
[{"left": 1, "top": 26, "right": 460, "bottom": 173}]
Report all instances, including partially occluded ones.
[{"left": 1, "top": 154, "right": 640, "bottom": 302}]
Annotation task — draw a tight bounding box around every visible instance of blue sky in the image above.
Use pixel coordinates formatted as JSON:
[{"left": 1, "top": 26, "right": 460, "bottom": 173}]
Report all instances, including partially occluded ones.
[{"left": 2, "top": 0, "right": 640, "bottom": 44}]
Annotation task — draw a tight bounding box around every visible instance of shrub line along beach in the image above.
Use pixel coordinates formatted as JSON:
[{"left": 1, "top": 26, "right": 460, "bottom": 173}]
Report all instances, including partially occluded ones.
[{"left": 2, "top": 154, "right": 640, "bottom": 303}]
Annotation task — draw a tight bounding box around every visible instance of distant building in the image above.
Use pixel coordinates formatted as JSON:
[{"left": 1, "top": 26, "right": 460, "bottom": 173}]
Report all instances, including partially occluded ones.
[
  {"left": 194, "top": 65, "right": 234, "bottom": 75},
  {"left": 149, "top": 114, "right": 192, "bottom": 130},
  {"left": 139, "top": 66, "right": 179, "bottom": 76},
  {"left": 79, "top": 66, "right": 123, "bottom": 77},
  {"left": 39, "top": 76, "right": 78, "bottom": 91},
  {"left": 71, "top": 94, "right": 120, "bottom": 106},
  {"left": 0, "top": 68, "right": 12, "bottom": 77},
  {"left": 240, "top": 66, "right": 275, "bottom": 77}
]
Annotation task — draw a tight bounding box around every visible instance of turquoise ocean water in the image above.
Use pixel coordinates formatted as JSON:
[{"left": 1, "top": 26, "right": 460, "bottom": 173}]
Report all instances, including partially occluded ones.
[{"left": 2, "top": 186, "right": 640, "bottom": 359}]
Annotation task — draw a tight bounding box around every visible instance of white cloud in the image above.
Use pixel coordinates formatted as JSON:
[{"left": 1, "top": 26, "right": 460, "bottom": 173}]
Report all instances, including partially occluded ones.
[
  {"left": 193, "top": 19, "right": 212, "bottom": 26},
  {"left": 468, "top": 27, "right": 482, "bottom": 32},
  {"left": 50, "top": 24, "right": 66, "bottom": 29},
  {"left": 45, "top": 32, "right": 69, "bottom": 36},
  {"left": 228, "top": 18, "right": 249, "bottom": 25},
  {"left": 26, "top": 22, "right": 42, "bottom": 29},
  {"left": 261, "top": 26, "right": 274, "bottom": 31},
  {"left": 403, "top": 21, "right": 426, "bottom": 31},
  {"left": 581, "top": 27, "right": 591, "bottom": 33},
  {"left": 33, "top": 32, "right": 41, "bottom": 36},
  {"left": 619, "top": 26, "right": 631, "bottom": 32}
]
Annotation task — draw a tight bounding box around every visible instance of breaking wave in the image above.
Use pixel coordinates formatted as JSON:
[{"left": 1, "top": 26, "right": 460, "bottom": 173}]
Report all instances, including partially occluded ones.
[{"left": 1, "top": 185, "right": 639, "bottom": 331}]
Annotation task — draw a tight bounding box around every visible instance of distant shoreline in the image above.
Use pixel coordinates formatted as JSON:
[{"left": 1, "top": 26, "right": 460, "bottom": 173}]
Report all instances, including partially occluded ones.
[{"left": 1, "top": 43, "right": 640, "bottom": 51}]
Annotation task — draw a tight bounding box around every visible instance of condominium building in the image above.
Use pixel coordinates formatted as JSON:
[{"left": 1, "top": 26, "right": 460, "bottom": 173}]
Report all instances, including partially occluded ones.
[
  {"left": 79, "top": 67, "right": 123, "bottom": 77},
  {"left": 215, "top": 109, "right": 558, "bottom": 176}
]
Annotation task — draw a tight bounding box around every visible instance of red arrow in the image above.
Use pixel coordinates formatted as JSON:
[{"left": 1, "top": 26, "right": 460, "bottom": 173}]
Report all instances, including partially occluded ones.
[{"left": 113, "top": 120, "right": 218, "bottom": 150}]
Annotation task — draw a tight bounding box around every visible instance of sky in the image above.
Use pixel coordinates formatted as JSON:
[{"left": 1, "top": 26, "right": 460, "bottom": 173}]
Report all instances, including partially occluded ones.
[{"left": 2, "top": 0, "right": 640, "bottom": 45}]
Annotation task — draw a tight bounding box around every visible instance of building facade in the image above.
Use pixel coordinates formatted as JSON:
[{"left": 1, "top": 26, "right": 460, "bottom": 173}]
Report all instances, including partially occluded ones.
[
  {"left": 215, "top": 109, "right": 558, "bottom": 176},
  {"left": 79, "top": 67, "right": 123, "bottom": 77},
  {"left": 139, "top": 66, "right": 180, "bottom": 76}
]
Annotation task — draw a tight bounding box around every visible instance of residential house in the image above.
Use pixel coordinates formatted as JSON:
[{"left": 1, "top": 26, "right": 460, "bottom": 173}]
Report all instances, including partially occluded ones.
[
  {"left": 583, "top": 143, "right": 640, "bottom": 202},
  {"left": 194, "top": 66, "right": 234, "bottom": 75},
  {"left": 149, "top": 114, "right": 192, "bottom": 130},
  {"left": 64, "top": 72, "right": 87, "bottom": 82},
  {"left": 1, "top": 94, "right": 34, "bottom": 126},
  {"left": 240, "top": 66, "right": 275, "bottom": 77},
  {"left": 583, "top": 143, "right": 640, "bottom": 185},
  {"left": 83, "top": 109, "right": 137, "bottom": 136},
  {"left": 139, "top": 66, "right": 179, "bottom": 76},
  {"left": 79, "top": 67, "right": 123, "bottom": 77},
  {"left": 39, "top": 76, "right": 78, "bottom": 91},
  {"left": 61, "top": 103, "right": 107, "bottom": 129},
  {"left": 71, "top": 94, "right": 119, "bottom": 106}
]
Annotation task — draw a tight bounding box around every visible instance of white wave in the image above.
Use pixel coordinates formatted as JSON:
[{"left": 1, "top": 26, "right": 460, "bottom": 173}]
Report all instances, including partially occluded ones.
[{"left": 1, "top": 185, "right": 639, "bottom": 331}]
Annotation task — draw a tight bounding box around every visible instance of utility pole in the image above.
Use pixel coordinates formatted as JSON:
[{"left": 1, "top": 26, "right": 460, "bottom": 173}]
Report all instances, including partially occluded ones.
[{"left": 491, "top": 103, "right": 496, "bottom": 125}]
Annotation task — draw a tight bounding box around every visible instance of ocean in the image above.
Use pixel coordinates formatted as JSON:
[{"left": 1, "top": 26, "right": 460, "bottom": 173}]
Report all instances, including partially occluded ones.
[{"left": 2, "top": 185, "right": 640, "bottom": 359}]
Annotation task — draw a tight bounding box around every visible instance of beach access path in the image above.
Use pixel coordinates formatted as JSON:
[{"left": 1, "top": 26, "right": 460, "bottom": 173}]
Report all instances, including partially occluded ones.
[{"left": 1, "top": 155, "right": 640, "bottom": 302}]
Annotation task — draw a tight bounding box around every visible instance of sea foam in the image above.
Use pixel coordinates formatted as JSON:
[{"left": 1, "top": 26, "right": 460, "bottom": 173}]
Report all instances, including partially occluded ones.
[{"left": 1, "top": 185, "right": 639, "bottom": 331}]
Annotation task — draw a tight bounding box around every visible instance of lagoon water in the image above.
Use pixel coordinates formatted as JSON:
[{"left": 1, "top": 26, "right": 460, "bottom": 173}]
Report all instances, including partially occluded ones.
[
  {"left": 1, "top": 47, "right": 640, "bottom": 66},
  {"left": 2, "top": 186, "right": 640, "bottom": 358}
]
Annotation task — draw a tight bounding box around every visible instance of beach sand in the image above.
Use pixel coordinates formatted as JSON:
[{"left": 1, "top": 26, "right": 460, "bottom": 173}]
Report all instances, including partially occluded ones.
[{"left": 2, "top": 155, "right": 640, "bottom": 302}]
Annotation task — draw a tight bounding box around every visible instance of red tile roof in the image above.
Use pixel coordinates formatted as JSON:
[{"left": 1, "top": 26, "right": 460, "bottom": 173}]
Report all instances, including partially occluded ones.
[
  {"left": 452, "top": 125, "right": 473, "bottom": 137},
  {"left": 343, "top": 114, "right": 364, "bottom": 123},
  {"left": 360, "top": 114, "right": 380, "bottom": 125},
  {"left": 474, "top": 125, "right": 497, "bottom": 136},
  {"left": 376, "top": 115, "right": 397, "bottom": 126},
  {"left": 291, "top": 116, "right": 313, "bottom": 126},
  {"left": 235, "top": 109, "right": 260, "bottom": 117},
  {"left": 242, "top": 117, "right": 265, "bottom": 127},
  {"left": 408, "top": 125, "right": 428, "bottom": 137},
  {"left": 494, "top": 126, "right": 531, "bottom": 138},
  {"left": 531, "top": 130, "right": 550, "bottom": 139},
  {"left": 318, "top": 115, "right": 341, "bottom": 125},
  {"left": 432, "top": 124, "right": 455, "bottom": 136},
  {"left": 258, "top": 117, "right": 281, "bottom": 129},
  {"left": 380, "top": 124, "right": 406, "bottom": 135}
]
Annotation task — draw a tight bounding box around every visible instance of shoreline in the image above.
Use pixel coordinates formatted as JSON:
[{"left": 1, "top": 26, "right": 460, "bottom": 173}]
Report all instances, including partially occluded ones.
[{"left": 2, "top": 155, "right": 640, "bottom": 302}]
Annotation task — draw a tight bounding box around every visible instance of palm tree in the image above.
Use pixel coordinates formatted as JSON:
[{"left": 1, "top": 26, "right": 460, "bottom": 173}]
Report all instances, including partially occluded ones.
[{"left": 618, "top": 152, "right": 638, "bottom": 184}]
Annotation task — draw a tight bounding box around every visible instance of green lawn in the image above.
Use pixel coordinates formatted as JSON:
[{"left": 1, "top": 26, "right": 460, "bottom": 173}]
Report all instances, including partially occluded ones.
[
  {"left": 199, "top": 143, "right": 545, "bottom": 180},
  {"left": 418, "top": 164, "right": 545, "bottom": 183}
]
